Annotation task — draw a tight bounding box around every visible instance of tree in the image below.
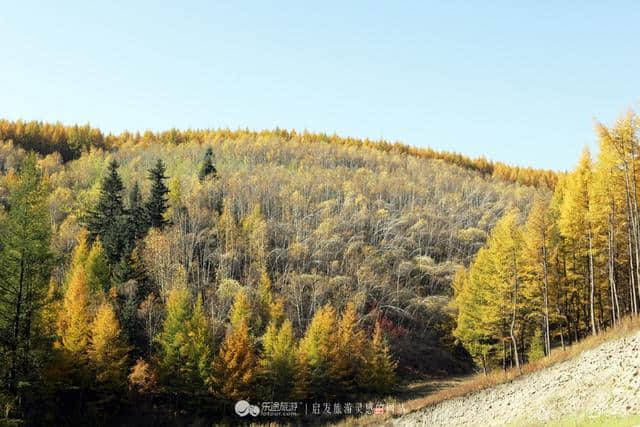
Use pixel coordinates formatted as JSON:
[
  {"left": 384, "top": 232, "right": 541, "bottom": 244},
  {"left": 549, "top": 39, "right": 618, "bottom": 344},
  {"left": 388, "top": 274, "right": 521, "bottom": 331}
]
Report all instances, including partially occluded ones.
[
  {"left": 155, "top": 286, "right": 190, "bottom": 387},
  {"left": 0, "top": 155, "right": 52, "bottom": 392},
  {"left": 85, "top": 240, "right": 111, "bottom": 295},
  {"left": 559, "top": 149, "right": 597, "bottom": 337},
  {"left": 298, "top": 304, "right": 337, "bottom": 398},
  {"left": 258, "top": 319, "right": 297, "bottom": 401},
  {"left": 180, "top": 296, "right": 211, "bottom": 393},
  {"left": 88, "top": 302, "right": 129, "bottom": 388},
  {"left": 359, "top": 320, "right": 396, "bottom": 394},
  {"left": 128, "top": 358, "right": 157, "bottom": 394},
  {"left": 57, "top": 266, "right": 90, "bottom": 362},
  {"left": 146, "top": 159, "right": 169, "bottom": 229},
  {"left": 331, "top": 302, "right": 366, "bottom": 396},
  {"left": 211, "top": 318, "right": 256, "bottom": 401},
  {"left": 527, "top": 326, "right": 545, "bottom": 363},
  {"left": 127, "top": 181, "right": 149, "bottom": 242},
  {"left": 86, "top": 159, "right": 125, "bottom": 246},
  {"left": 229, "top": 289, "right": 252, "bottom": 330},
  {"left": 198, "top": 146, "right": 217, "bottom": 181}
]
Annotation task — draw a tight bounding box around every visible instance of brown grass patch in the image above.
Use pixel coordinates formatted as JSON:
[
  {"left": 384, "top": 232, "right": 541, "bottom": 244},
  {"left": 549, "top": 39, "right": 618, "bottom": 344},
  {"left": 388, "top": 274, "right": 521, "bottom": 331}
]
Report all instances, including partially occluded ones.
[{"left": 336, "top": 315, "right": 640, "bottom": 426}]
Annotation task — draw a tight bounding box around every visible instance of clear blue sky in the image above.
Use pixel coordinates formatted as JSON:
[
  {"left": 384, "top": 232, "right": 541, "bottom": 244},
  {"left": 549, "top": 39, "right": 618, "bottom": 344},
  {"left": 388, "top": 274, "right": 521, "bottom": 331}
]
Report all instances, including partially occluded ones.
[{"left": 2, "top": 1, "right": 639, "bottom": 170}]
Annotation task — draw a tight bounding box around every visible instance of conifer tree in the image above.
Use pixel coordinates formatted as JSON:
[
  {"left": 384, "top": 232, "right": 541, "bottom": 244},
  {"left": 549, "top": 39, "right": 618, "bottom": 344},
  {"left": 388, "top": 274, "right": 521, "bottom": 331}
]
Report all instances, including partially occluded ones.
[
  {"left": 256, "top": 270, "right": 274, "bottom": 332},
  {"left": 527, "top": 326, "right": 545, "bottom": 363},
  {"left": 359, "top": 320, "right": 396, "bottom": 394},
  {"left": 211, "top": 318, "right": 256, "bottom": 401},
  {"left": 331, "top": 302, "right": 367, "bottom": 396},
  {"left": 127, "top": 181, "right": 149, "bottom": 242},
  {"left": 155, "top": 286, "right": 190, "bottom": 387},
  {"left": 258, "top": 318, "right": 297, "bottom": 400},
  {"left": 146, "top": 159, "right": 169, "bottom": 229},
  {"left": 58, "top": 266, "right": 90, "bottom": 361},
  {"left": 86, "top": 159, "right": 125, "bottom": 245},
  {"left": 180, "top": 296, "right": 211, "bottom": 393},
  {"left": 85, "top": 240, "right": 111, "bottom": 295},
  {"left": 0, "top": 155, "right": 52, "bottom": 391},
  {"left": 88, "top": 302, "right": 129, "bottom": 387},
  {"left": 229, "top": 289, "right": 252, "bottom": 330},
  {"left": 559, "top": 149, "right": 597, "bottom": 337},
  {"left": 198, "top": 146, "right": 217, "bottom": 181},
  {"left": 298, "top": 304, "right": 337, "bottom": 398}
]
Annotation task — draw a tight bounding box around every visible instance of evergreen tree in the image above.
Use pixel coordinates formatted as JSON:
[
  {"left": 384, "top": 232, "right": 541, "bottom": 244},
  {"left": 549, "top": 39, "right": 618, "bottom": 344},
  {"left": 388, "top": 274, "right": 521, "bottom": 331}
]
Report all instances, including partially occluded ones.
[
  {"left": 198, "top": 146, "right": 217, "bottom": 181},
  {"left": 127, "top": 181, "right": 150, "bottom": 243},
  {"left": 86, "top": 159, "right": 125, "bottom": 246},
  {"left": 146, "top": 159, "right": 169, "bottom": 229},
  {"left": 88, "top": 302, "right": 129, "bottom": 387},
  {"left": 0, "top": 155, "right": 52, "bottom": 392}
]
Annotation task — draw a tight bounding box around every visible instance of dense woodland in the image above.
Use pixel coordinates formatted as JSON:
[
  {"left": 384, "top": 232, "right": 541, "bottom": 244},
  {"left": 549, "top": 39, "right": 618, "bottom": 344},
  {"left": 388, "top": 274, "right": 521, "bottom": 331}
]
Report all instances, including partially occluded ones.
[
  {"left": 453, "top": 111, "right": 640, "bottom": 373},
  {"left": 0, "top": 119, "right": 550, "bottom": 424}
]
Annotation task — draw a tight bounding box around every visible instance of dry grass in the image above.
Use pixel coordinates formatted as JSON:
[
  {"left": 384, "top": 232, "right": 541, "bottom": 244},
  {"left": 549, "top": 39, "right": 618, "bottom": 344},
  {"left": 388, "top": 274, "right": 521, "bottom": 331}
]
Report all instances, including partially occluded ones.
[{"left": 337, "top": 315, "right": 640, "bottom": 426}]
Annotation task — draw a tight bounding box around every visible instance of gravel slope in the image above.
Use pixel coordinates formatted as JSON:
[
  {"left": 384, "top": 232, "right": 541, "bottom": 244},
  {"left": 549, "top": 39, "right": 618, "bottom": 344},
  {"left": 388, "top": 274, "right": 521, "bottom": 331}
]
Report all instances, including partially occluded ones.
[{"left": 393, "top": 331, "right": 640, "bottom": 426}]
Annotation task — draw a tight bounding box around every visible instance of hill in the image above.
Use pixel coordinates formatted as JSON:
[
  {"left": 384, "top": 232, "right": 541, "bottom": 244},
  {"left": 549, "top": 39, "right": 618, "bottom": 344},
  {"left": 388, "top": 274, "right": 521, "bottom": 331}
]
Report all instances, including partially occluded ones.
[
  {"left": 0, "top": 120, "right": 544, "bottom": 380},
  {"left": 392, "top": 319, "right": 640, "bottom": 426}
]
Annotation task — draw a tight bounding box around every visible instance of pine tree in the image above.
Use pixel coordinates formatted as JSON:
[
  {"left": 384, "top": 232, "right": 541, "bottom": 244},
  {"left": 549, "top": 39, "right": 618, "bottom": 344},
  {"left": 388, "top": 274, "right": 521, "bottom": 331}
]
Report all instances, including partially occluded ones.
[
  {"left": 127, "top": 181, "right": 149, "bottom": 242},
  {"left": 88, "top": 302, "right": 129, "bottom": 387},
  {"left": 298, "top": 304, "right": 337, "bottom": 399},
  {"left": 146, "top": 159, "right": 169, "bottom": 229},
  {"left": 86, "top": 159, "right": 125, "bottom": 245},
  {"left": 0, "top": 155, "right": 52, "bottom": 391},
  {"left": 211, "top": 318, "right": 256, "bottom": 401},
  {"left": 198, "top": 146, "right": 217, "bottom": 181}
]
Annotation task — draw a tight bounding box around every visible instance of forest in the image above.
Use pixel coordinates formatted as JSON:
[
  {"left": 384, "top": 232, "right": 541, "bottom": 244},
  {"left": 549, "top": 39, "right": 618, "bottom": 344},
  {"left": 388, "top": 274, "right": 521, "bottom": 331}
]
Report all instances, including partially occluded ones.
[
  {"left": 0, "top": 117, "right": 558, "bottom": 424},
  {"left": 453, "top": 111, "right": 640, "bottom": 373}
]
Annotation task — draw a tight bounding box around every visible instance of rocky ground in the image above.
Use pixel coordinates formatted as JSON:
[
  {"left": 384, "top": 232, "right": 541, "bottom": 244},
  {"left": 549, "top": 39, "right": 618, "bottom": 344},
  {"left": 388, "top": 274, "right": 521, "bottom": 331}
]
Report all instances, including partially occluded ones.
[{"left": 393, "top": 331, "right": 640, "bottom": 426}]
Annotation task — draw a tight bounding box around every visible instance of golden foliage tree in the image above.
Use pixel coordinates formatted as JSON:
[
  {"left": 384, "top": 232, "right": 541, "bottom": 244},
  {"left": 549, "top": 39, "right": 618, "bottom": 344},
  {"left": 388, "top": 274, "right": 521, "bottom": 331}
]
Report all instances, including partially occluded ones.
[{"left": 88, "top": 302, "right": 129, "bottom": 387}]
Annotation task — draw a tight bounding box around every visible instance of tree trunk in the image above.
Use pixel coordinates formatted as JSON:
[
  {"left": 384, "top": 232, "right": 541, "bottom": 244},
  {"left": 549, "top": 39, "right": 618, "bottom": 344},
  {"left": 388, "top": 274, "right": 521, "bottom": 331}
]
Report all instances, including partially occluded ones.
[
  {"left": 510, "top": 254, "right": 520, "bottom": 372},
  {"left": 541, "top": 246, "right": 551, "bottom": 355}
]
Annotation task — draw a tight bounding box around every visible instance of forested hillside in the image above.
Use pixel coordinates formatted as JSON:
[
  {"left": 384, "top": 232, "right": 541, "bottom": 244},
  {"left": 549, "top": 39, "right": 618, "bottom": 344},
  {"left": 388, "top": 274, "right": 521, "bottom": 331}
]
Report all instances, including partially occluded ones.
[
  {"left": 453, "top": 111, "right": 640, "bottom": 374},
  {"left": 0, "top": 119, "right": 545, "bottom": 423}
]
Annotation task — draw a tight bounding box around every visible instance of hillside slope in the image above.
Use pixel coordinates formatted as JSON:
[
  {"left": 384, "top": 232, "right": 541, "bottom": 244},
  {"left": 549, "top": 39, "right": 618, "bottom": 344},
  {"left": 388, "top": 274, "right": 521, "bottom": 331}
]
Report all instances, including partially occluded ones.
[{"left": 394, "top": 329, "right": 640, "bottom": 426}]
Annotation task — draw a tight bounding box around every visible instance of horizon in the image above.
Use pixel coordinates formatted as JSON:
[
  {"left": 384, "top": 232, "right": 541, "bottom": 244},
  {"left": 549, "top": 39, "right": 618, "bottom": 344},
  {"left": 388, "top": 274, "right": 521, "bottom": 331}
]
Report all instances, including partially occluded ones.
[{"left": 3, "top": 1, "right": 640, "bottom": 170}]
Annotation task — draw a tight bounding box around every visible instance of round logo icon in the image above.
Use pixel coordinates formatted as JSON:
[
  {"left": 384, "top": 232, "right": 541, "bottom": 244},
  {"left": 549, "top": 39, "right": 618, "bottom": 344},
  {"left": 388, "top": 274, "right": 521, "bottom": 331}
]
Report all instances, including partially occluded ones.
[
  {"left": 235, "top": 400, "right": 260, "bottom": 417},
  {"left": 235, "top": 400, "right": 250, "bottom": 416}
]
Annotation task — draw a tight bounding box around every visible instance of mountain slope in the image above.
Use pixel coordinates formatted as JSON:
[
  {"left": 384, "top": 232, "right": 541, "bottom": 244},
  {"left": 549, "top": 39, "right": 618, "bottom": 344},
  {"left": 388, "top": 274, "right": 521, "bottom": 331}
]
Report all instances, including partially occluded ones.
[{"left": 393, "top": 326, "right": 640, "bottom": 426}]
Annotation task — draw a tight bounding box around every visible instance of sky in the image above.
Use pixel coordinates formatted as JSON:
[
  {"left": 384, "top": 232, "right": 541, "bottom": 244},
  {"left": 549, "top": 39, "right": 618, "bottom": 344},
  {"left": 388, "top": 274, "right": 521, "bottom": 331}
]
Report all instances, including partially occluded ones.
[{"left": 1, "top": 1, "right": 639, "bottom": 170}]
